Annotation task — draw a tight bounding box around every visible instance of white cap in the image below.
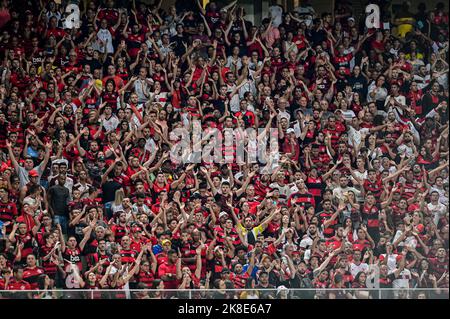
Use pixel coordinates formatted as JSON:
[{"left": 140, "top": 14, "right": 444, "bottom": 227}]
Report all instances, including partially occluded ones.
[{"left": 219, "top": 211, "right": 229, "bottom": 219}]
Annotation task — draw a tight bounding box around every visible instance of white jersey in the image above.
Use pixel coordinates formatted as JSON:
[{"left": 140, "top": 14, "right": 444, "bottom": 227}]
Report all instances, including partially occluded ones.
[
  {"left": 349, "top": 262, "right": 369, "bottom": 278},
  {"left": 392, "top": 269, "right": 411, "bottom": 289}
]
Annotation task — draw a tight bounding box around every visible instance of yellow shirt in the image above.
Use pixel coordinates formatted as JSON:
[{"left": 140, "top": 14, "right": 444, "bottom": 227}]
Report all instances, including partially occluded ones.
[{"left": 237, "top": 223, "right": 265, "bottom": 239}]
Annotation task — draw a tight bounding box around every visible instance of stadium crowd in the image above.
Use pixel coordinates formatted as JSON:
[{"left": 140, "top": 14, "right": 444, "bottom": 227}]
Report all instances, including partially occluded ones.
[{"left": 0, "top": 0, "right": 448, "bottom": 299}]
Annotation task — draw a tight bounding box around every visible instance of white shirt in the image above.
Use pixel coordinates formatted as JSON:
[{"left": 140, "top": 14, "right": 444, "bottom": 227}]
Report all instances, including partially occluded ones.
[
  {"left": 73, "top": 182, "right": 92, "bottom": 199},
  {"left": 102, "top": 114, "right": 120, "bottom": 132},
  {"left": 348, "top": 126, "right": 369, "bottom": 148},
  {"left": 340, "top": 110, "right": 356, "bottom": 121},
  {"left": 392, "top": 269, "right": 411, "bottom": 288},
  {"left": 269, "top": 182, "right": 291, "bottom": 198},
  {"left": 350, "top": 262, "right": 369, "bottom": 278},
  {"left": 277, "top": 110, "right": 291, "bottom": 122},
  {"left": 397, "top": 144, "right": 414, "bottom": 158},
  {"left": 385, "top": 94, "right": 406, "bottom": 108},
  {"left": 380, "top": 254, "right": 400, "bottom": 273},
  {"left": 367, "top": 82, "right": 387, "bottom": 103},
  {"left": 427, "top": 201, "right": 447, "bottom": 225},
  {"left": 413, "top": 74, "right": 431, "bottom": 90},
  {"left": 226, "top": 56, "right": 242, "bottom": 70},
  {"left": 126, "top": 103, "right": 144, "bottom": 128},
  {"left": 352, "top": 170, "right": 368, "bottom": 184},
  {"left": 150, "top": 91, "right": 169, "bottom": 107},
  {"left": 145, "top": 137, "right": 157, "bottom": 153},
  {"left": 134, "top": 79, "right": 152, "bottom": 103},
  {"left": 333, "top": 186, "right": 361, "bottom": 202},
  {"left": 430, "top": 186, "right": 448, "bottom": 206},
  {"left": 132, "top": 203, "right": 151, "bottom": 215}
]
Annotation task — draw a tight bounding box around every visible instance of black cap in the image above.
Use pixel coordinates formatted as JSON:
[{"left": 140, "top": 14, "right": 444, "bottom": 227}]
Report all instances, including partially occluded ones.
[{"left": 191, "top": 192, "right": 202, "bottom": 200}]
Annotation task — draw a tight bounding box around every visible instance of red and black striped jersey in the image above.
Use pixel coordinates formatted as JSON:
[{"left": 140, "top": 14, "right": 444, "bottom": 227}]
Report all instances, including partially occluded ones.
[
  {"left": 400, "top": 182, "right": 417, "bottom": 200},
  {"left": 137, "top": 270, "right": 155, "bottom": 287},
  {"left": 319, "top": 211, "right": 337, "bottom": 237},
  {"left": 0, "top": 201, "right": 18, "bottom": 232},
  {"left": 332, "top": 53, "right": 353, "bottom": 71},
  {"left": 287, "top": 192, "right": 316, "bottom": 208},
  {"left": 306, "top": 177, "right": 324, "bottom": 198},
  {"left": 39, "top": 245, "right": 57, "bottom": 275},
  {"left": 361, "top": 204, "right": 381, "bottom": 228},
  {"left": 232, "top": 272, "right": 250, "bottom": 289},
  {"left": 23, "top": 266, "right": 45, "bottom": 289},
  {"left": 111, "top": 224, "right": 129, "bottom": 242},
  {"left": 120, "top": 249, "right": 137, "bottom": 264},
  {"left": 15, "top": 233, "right": 34, "bottom": 261},
  {"left": 63, "top": 248, "right": 83, "bottom": 272},
  {"left": 429, "top": 258, "right": 449, "bottom": 277},
  {"left": 363, "top": 179, "right": 383, "bottom": 200},
  {"left": 214, "top": 226, "right": 241, "bottom": 246}
]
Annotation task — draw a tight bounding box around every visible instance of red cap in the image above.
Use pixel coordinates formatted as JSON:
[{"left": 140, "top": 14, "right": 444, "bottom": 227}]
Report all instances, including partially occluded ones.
[
  {"left": 28, "top": 170, "right": 39, "bottom": 177},
  {"left": 132, "top": 226, "right": 142, "bottom": 233},
  {"left": 0, "top": 163, "right": 11, "bottom": 172}
]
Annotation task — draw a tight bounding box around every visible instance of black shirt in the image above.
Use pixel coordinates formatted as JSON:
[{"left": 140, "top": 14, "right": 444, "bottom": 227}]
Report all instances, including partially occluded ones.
[
  {"left": 48, "top": 185, "right": 70, "bottom": 216},
  {"left": 101, "top": 180, "right": 123, "bottom": 203},
  {"left": 348, "top": 74, "right": 368, "bottom": 100}
]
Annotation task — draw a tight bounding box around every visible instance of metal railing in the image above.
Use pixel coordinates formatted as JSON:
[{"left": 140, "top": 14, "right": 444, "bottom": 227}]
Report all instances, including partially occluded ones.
[{"left": 0, "top": 288, "right": 448, "bottom": 299}]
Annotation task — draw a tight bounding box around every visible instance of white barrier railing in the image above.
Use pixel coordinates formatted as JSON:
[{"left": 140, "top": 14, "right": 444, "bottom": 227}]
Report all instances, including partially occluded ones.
[{"left": 0, "top": 288, "right": 448, "bottom": 299}]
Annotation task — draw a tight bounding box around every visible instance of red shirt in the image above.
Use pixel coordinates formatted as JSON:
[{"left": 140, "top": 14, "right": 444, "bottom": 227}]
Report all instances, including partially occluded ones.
[
  {"left": 157, "top": 262, "right": 178, "bottom": 289},
  {"left": 22, "top": 267, "right": 45, "bottom": 289},
  {"left": 7, "top": 279, "right": 31, "bottom": 290}
]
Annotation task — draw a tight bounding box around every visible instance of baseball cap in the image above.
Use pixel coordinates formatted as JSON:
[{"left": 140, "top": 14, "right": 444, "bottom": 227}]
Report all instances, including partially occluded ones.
[
  {"left": 348, "top": 17, "right": 355, "bottom": 22},
  {"left": 191, "top": 192, "right": 202, "bottom": 200},
  {"left": 286, "top": 128, "right": 295, "bottom": 134},
  {"left": 132, "top": 225, "right": 142, "bottom": 233},
  {"left": 219, "top": 211, "right": 229, "bottom": 219},
  {"left": 59, "top": 159, "right": 69, "bottom": 167},
  {"left": 23, "top": 197, "right": 36, "bottom": 206},
  {"left": 161, "top": 239, "right": 172, "bottom": 246},
  {"left": 277, "top": 285, "right": 288, "bottom": 294},
  {"left": 28, "top": 170, "right": 39, "bottom": 177},
  {"left": 0, "top": 163, "right": 11, "bottom": 173}
]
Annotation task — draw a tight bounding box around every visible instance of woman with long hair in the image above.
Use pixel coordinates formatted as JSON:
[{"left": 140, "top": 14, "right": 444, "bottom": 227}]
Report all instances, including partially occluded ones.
[
  {"left": 365, "top": 134, "right": 383, "bottom": 160},
  {"left": 33, "top": 274, "right": 55, "bottom": 299},
  {"left": 149, "top": 279, "right": 165, "bottom": 299},
  {"left": 351, "top": 271, "right": 371, "bottom": 299}
]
